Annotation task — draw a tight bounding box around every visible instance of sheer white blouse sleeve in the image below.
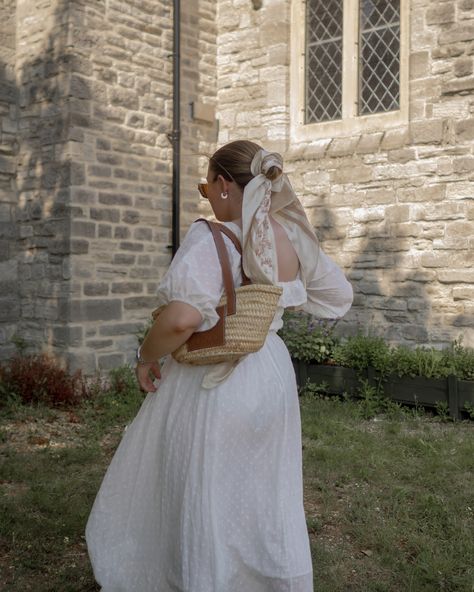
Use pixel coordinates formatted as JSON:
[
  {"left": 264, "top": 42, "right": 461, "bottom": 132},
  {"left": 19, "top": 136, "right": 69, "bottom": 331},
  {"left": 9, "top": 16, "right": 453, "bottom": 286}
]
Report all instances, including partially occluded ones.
[
  {"left": 300, "top": 248, "right": 353, "bottom": 319},
  {"left": 155, "top": 221, "right": 241, "bottom": 332}
]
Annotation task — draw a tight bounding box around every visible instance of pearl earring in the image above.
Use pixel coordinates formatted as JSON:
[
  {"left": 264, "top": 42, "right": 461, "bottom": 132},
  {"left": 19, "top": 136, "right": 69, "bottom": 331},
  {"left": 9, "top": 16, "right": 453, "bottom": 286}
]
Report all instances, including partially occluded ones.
[{"left": 220, "top": 191, "right": 228, "bottom": 199}]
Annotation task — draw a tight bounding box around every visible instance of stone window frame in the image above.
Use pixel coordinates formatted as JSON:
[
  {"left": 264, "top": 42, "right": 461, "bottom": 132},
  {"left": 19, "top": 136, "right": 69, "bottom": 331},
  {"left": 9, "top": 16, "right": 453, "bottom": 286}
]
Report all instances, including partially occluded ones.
[{"left": 290, "top": 0, "right": 410, "bottom": 142}]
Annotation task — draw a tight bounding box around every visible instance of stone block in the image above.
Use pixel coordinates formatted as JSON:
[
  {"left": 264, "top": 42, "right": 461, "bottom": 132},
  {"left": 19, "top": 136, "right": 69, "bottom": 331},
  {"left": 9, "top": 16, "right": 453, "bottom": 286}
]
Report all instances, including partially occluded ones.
[
  {"left": 68, "top": 75, "right": 91, "bottom": 100},
  {"left": 385, "top": 205, "right": 411, "bottom": 223},
  {"left": 114, "top": 227, "right": 130, "bottom": 239},
  {"left": 453, "top": 286, "right": 474, "bottom": 302},
  {"left": 456, "top": 118, "right": 474, "bottom": 141},
  {"left": 445, "top": 221, "right": 474, "bottom": 238},
  {"left": 331, "top": 165, "right": 373, "bottom": 184},
  {"left": 66, "top": 352, "right": 96, "bottom": 374},
  {"left": 60, "top": 299, "right": 122, "bottom": 322},
  {"left": 84, "top": 282, "right": 109, "bottom": 296},
  {"left": 134, "top": 228, "right": 153, "bottom": 241},
  {"left": 410, "top": 51, "right": 430, "bottom": 79},
  {"left": 460, "top": 0, "right": 474, "bottom": 9},
  {"left": 109, "top": 87, "right": 139, "bottom": 110},
  {"left": 124, "top": 296, "right": 158, "bottom": 309},
  {"left": 398, "top": 184, "right": 446, "bottom": 203},
  {"left": 90, "top": 208, "right": 120, "bottom": 223},
  {"left": 0, "top": 297, "right": 19, "bottom": 321},
  {"left": 98, "top": 224, "right": 112, "bottom": 238},
  {"left": 388, "top": 148, "right": 416, "bottom": 164},
  {"left": 113, "top": 254, "right": 136, "bottom": 265},
  {"left": 420, "top": 252, "right": 451, "bottom": 268},
  {"left": 439, "top": 24, "right": 474, "bottom": 45},
  {"left": 88, "top": 165, "right": 112, "bottom": 178},
  {"left": 442, "top": 76, "right": 474, "bottom": 95},
  {"left": 327, "top": 137, "right": 359, "bottom": 157},
  {"left": 126, "top": 112, "right": 145, "bottom": 128},
  {"left": 454, "top": 57, "right": 473, "bottom": 78},
  {"left": 86, "top": 339, "right": 114, "bottom": 350},
  {"left": 52, "top": 326, "right": 83, "bottom": 347},
  {"left": 71, "top": 188, "right": 97, "bottom": 204},
  {"left": 453, "top": 156, "right": 474, "bottom": 173},
  {"left": 111, "top": 282, "right": 143, "bottom": 294},
  {"left": 72, "top": 221, "right": 96, "bottom": 238},
  {"left": 97, "top": 152, "right": 122, "bottom": 166},
  {"left": 0, "top": 155, "right": 15, "bottom": 174},
  {"left": 98, "top": 353, "right": 125, "bottom": 370},
  {"left": 427, "top": 3, "right": 455, "bottom": 25},
  {"left": 120, "top": 241, "right": 144, "bottom": 252},
  {"left": 70, "top": 238, "right": 89, "bottom": 255},
  {"left": 356, "top": 133, "right": 383, "bottom": 154},
  {"left": 446, "top": 181, "right": 473, "bottom": 199},
  {"left": 100, "top": 322, "right": 144, "bottom": 336},
  {"left": 438, "top": 270, "right": 474, "bottom": 283},
  {"left": 97, "top": 138, "right": 111, "bottom": 151},
  {"left": 353, "top": 206, "right": 385, "bottom": 223},
  {"left": 410, "top": 120, "right": 444, "bottom": 144},
  {"left": 381, "top": 128, "right": 409, "bottom": 150}
]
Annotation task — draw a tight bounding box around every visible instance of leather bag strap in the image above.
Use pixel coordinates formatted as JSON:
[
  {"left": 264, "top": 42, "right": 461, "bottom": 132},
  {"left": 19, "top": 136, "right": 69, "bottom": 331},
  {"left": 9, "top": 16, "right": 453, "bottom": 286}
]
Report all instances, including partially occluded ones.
[
  {"left": 195, "top": 219, "right": 237, "bottom": 316},
  {"left": 194, "top": 218, "right": 251, "bottom": 286}
]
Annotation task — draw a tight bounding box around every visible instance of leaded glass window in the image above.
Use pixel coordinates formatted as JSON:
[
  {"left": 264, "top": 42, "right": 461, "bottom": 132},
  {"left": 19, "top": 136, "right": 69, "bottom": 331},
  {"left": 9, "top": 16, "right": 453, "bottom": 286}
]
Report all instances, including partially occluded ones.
[
  {"left": 359, "top": 0, "right": 401, "bottom": 115},
  {"left": 305, "top": 0, "right": 343, "bottom": 123}
]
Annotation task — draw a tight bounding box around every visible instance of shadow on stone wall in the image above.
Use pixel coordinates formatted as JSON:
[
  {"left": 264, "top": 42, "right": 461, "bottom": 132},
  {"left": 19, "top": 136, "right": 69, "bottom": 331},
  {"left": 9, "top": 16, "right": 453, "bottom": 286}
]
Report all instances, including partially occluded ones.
[
  {"left": 314, "top": 201, "right": 439, "bottom": 346},
  {"left": 314, "top": 195, "right": 470, "bottom": 347},
  {"left": 1, "top": 0, "right": 80, "bottom": 359}
]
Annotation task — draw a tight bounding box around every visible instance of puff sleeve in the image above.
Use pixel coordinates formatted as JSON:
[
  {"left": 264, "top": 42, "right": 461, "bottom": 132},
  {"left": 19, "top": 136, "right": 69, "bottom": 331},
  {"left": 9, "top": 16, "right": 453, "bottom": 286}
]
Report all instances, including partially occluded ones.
[
  {"left": 155, "top": 222, "right": 242, "bottom": 332},
  {"left": 300, "top": 248, "right": 353, "bottom": 319}
]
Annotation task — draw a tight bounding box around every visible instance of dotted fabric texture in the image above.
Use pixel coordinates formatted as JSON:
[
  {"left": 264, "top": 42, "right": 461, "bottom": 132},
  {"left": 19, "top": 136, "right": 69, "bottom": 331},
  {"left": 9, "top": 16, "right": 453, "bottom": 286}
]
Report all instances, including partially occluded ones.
[{"left": 86, "top": 220, "right": 350, "bottom": 591}]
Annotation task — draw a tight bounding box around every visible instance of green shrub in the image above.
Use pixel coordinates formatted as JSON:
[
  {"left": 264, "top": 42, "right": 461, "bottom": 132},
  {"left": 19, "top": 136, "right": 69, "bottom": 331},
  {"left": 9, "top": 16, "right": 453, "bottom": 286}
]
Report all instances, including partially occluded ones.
[
  {"left": 278, "top": 311, "right": 337, "bottom": 363},
  {"left": 332, "top": 334, "right": 391, "bottom": 376},
  {"left": 278, "top": 314, "right": 474, "bottom": 382}
]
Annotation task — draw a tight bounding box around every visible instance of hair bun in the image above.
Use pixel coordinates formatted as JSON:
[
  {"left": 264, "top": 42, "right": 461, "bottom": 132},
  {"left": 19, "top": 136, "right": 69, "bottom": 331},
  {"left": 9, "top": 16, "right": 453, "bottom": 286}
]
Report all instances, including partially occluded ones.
[{"left": 264, "top": 165, "right": 283, "bottom": 182}]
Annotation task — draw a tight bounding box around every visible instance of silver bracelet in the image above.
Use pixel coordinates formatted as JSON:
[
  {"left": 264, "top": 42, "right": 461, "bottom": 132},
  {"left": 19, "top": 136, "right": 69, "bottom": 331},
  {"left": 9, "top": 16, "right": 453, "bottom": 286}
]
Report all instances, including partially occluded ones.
[{"left": 136, "top": 345, "right": 151, "bottom": 365}]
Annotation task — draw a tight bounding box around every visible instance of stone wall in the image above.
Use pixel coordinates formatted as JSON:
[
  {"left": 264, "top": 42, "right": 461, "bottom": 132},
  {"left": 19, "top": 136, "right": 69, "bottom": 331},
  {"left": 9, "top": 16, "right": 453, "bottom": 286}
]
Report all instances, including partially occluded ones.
[
  {"left": 0, "top": 0, "right": 218, "bottom": 371},
  {"left": 216, "top": 0, "right": 474, "bottom": 347},
  {"left": 59, "top": 0, "right": 218, "bottom": 372},
  {"left": 0, "top": 0, "right": 19, "bottom": 359}
]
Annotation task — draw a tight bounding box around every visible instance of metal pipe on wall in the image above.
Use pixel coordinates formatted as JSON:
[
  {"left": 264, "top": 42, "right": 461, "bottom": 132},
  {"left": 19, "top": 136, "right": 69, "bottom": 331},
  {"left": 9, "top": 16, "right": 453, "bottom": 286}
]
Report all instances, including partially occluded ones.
[{"left": 169, "top": 0, "right": 181, "bottom": 256}]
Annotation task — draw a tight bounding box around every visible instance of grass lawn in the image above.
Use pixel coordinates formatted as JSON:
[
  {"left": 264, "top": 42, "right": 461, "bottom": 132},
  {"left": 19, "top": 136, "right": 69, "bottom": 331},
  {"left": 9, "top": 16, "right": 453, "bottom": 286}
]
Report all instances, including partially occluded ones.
[{"left": 1, "top": 377, "right": 473, "bottom": 591}]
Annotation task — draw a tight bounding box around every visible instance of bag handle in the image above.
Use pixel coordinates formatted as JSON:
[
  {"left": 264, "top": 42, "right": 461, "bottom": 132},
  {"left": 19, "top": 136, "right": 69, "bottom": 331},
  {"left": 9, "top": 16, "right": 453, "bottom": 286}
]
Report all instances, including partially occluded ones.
[
  {"left": 194, "top": 219, "right": 237, "bottom": 316},
  {"left": 194, "top": 218, "right": 251, "bottom": 285}
]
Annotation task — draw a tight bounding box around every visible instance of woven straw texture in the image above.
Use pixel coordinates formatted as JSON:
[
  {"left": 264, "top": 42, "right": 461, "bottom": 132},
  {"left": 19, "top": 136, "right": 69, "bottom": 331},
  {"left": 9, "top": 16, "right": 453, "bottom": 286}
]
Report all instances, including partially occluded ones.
[{"left": 172, "top": 283, "right": 283, "bottom": 365}]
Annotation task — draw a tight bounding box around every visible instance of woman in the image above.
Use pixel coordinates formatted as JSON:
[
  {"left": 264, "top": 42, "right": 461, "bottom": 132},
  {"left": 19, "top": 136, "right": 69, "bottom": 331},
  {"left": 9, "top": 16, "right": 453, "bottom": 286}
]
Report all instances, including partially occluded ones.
[{"left": 86, "top": 140, "right": 353, "bottom": 591}]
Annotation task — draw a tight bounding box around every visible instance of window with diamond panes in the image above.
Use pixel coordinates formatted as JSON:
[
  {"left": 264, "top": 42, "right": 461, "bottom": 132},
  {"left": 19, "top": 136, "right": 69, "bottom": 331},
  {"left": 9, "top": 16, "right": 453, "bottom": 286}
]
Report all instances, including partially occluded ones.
[
  {"left": 305, "top": 0, "right": 343, "bottom": 123},
  {"left": 359, "top": 0, "right": 401, "bottom": 115}
]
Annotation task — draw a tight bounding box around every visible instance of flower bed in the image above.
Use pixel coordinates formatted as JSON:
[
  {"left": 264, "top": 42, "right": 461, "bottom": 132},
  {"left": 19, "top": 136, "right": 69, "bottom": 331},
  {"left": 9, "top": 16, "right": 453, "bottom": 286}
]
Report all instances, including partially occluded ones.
[{"left": 280, "top": 312, "right": 474, "bottom": 419}]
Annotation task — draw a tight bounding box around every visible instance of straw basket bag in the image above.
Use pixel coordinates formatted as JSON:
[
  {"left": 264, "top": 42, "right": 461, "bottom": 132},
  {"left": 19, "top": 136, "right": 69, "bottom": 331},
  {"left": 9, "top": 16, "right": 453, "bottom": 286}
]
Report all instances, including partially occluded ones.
[{"left": 151, "top": 219, "right": 283, "bottom": 365}]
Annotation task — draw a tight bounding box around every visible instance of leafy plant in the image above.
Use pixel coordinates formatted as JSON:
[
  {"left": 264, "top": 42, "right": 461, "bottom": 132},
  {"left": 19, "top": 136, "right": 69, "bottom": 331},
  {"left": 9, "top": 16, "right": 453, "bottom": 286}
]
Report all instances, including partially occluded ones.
[
  {"left": 332, "top": 335, "right": 392, "bottom": 377},
  {"left": 434, "top": 401, "right": 452, "bottom": 422},
  {"left": 464, "top": 402, "right": 474, "bottom": 420},
  {"left": 300, "top": 379, "right": 329, "bottom": 398},
  {"left": 278, "top": 311, "right": 337, "bottom": 363},
  {"left": 440, "top": 339, "right": 474, "bottom": 381}
]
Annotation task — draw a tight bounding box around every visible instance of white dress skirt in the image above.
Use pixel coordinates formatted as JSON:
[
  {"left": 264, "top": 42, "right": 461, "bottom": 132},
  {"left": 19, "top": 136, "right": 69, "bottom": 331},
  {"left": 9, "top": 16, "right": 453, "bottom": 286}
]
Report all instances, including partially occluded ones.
[{"left": 85, "top": 222, "right": 314, "bottom": 591}]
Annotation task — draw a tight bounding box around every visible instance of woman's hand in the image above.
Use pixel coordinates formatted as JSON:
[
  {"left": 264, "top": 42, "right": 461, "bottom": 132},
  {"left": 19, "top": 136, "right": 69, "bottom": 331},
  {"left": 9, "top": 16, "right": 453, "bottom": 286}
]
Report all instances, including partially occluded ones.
[{"left": 135, "top": 361, "right": 161, "bottom": 393}]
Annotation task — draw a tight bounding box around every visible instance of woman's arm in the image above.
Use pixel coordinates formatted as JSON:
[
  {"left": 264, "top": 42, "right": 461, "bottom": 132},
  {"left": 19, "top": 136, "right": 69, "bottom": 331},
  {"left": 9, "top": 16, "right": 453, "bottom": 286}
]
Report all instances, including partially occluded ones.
[{"left": 136, "top": 301, "right": 203, "bottom": 392}]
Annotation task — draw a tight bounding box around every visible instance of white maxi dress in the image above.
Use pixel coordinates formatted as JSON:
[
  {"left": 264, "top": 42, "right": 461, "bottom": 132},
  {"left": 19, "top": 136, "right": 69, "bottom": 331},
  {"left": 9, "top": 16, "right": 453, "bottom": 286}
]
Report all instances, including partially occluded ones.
[{"left": 86, "top": 221, "right": 351, "bottom": 592}]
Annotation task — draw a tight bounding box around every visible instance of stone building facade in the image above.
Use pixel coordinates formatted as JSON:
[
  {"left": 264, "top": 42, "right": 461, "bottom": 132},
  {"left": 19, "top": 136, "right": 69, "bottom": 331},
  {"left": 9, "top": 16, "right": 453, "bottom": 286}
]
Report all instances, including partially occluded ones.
[{"left": 0, "top": 0, "right": 473, "bottom": 373}]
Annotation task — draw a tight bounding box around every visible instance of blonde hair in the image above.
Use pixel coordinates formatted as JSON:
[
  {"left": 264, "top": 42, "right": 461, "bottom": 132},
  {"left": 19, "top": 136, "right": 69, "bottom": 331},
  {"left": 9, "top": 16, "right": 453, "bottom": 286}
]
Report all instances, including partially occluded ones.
[{"left": 210, "top": 140, "right": 282, "bottom": 188}]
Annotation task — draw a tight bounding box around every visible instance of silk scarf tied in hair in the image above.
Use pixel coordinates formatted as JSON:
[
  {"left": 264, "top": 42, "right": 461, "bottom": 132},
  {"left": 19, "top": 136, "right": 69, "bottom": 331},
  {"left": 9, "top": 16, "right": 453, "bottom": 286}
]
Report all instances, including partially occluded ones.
[{"left": 242, "top": 149, "right": 320, "bottom": 288}]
